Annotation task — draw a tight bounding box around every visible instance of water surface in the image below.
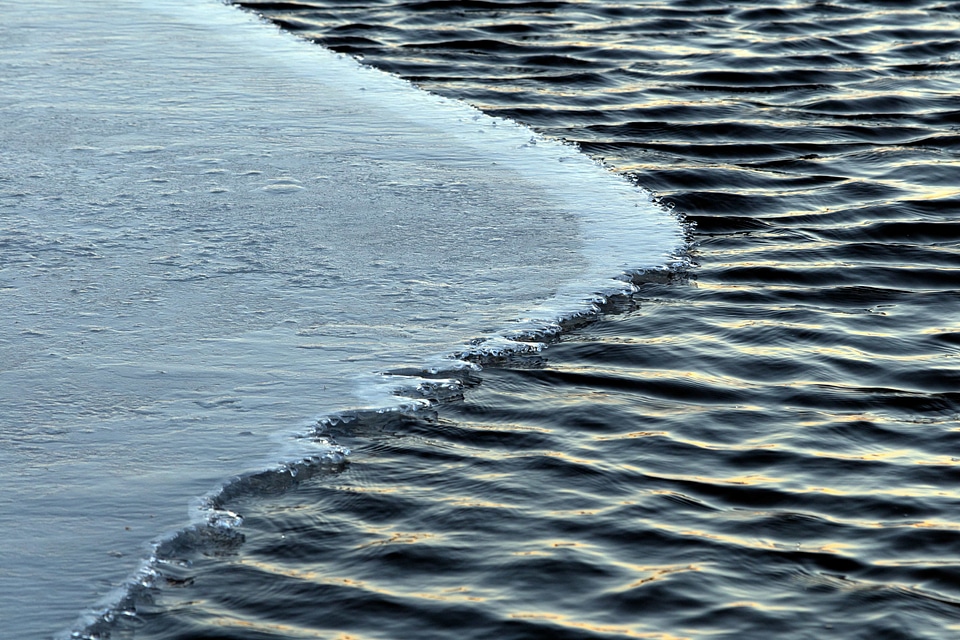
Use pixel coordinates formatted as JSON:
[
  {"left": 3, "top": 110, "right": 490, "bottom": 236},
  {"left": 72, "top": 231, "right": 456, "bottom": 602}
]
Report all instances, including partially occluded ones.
[
  {"left": 118, "top": 0, "right": 960, "bottom": 637},
  {"left": 7, "top": 0, "right": 960, "bottom": 637},
  {"left": 0, "top": 1, "right": 681, "bottom": 637}
]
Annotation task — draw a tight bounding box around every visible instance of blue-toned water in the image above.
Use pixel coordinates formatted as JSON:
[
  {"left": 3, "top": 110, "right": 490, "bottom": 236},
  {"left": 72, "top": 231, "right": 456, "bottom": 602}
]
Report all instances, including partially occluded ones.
[
  {"left": 5, "top": 0, "right": 960, "bottom": 638},
  {"left": 1, "top": 1, "right": 681, "bottom": 637}
]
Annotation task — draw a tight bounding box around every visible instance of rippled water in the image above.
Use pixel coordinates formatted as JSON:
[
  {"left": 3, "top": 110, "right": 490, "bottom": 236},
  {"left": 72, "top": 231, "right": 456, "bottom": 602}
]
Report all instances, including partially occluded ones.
[
  {"left": 79, "top": 0, "right": 960, "bottom": 638},
  {"left": 2, "top": 2, "right": 683, "bottom": 636}
]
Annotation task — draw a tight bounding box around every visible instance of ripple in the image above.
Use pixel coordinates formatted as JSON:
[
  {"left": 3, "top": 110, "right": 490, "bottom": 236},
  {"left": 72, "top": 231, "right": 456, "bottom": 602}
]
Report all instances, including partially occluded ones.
[{"left": 115, "top": 1, "right": 960, "bottom": 638}]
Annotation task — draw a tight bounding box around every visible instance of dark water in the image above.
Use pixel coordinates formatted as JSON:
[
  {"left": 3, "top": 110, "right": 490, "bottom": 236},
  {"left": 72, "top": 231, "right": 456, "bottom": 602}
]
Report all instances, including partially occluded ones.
[{"left": 91, "top": 1, "right": 960, "bottom": 638}]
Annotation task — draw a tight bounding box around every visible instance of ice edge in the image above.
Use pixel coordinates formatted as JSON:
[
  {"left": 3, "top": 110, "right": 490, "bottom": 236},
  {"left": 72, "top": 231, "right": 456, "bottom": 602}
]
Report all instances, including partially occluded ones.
[{"left": 64, "top": 1, "right": 693, "bottom": 637}]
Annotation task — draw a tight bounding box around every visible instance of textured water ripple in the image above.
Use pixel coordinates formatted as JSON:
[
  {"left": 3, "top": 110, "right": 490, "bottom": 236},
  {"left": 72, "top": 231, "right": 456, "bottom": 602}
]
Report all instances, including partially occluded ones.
[{"left": 117, "top": 0, "right": 960, "bottom": 638}]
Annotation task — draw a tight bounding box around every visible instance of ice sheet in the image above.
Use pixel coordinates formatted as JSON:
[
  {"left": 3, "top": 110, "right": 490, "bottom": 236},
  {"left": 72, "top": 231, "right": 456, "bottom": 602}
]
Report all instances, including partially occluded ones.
[{"left": 0, "top": 0, "right": 683, "bottom": 636}]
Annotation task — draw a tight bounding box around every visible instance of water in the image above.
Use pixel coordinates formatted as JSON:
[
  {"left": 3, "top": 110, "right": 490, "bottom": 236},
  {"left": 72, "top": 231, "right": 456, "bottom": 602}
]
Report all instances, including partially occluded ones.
[
  {"left": 0, "top": 0, "right": 682, "bottom": 636},
  {"left": 5, "top": 0, "right": 960, "bottom": 638}
]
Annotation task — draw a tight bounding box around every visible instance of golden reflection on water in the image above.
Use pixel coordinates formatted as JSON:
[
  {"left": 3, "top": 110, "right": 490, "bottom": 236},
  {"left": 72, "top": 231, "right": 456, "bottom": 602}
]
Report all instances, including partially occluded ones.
[
  {"left": 354, "top": 530, "right": 437, "bottom": 550},
  {"left": 595, "top": 430, "right": 669, "bottom": 441},
  {"left": 619, "top": 563, "right": 702, "bottom": 590},
  {"left": 239, "top": 556, "right": 491, "bottom": 604},
  {"left": 506, "top": 611, "right": 690, "bottom": 640},
  {"left": 210, "top": 616, "right": 329, "bottom": 638},
  {"left": 911, "top": 186, "right": 960, "bottom": 200}
]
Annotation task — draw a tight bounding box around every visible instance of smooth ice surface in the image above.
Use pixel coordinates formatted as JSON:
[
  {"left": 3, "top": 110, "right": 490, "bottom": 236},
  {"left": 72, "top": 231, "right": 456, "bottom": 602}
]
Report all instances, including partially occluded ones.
[{"left": 0, "top": 0, "right": 682, "bottom": 637}]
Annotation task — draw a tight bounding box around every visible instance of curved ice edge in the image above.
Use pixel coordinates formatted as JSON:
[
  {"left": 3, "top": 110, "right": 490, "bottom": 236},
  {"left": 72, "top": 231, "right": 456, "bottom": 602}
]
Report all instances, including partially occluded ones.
[
  {"left": 63, "top": 124, "right": 696, "bottom": 640},
  {"left": 69, "top": 444, "right": 350, "bottom": 640},
  {"left": 65, "top": 2, "right": 694, "bottom": 635},
  {"left": 366, "top": 260, "right": 695, "bottom": 409},
  {"left": 226, "top": 0, "right": 689, "bottom": 269},
  {"left": 66, "top": 258, "right": 693, "bottom": 640}
]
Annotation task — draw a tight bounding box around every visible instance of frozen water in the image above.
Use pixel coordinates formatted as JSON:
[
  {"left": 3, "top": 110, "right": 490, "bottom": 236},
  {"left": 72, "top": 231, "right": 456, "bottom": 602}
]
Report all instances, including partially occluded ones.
[{"left": 0, "top": 0, "right": 683, "bottom": 636}]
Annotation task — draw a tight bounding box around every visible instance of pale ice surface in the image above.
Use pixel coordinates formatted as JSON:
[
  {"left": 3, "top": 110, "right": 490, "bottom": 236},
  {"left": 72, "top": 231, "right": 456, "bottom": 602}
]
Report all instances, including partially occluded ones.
[{"left": 0, "top": 0, "right": 683, "bottom": 637}]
